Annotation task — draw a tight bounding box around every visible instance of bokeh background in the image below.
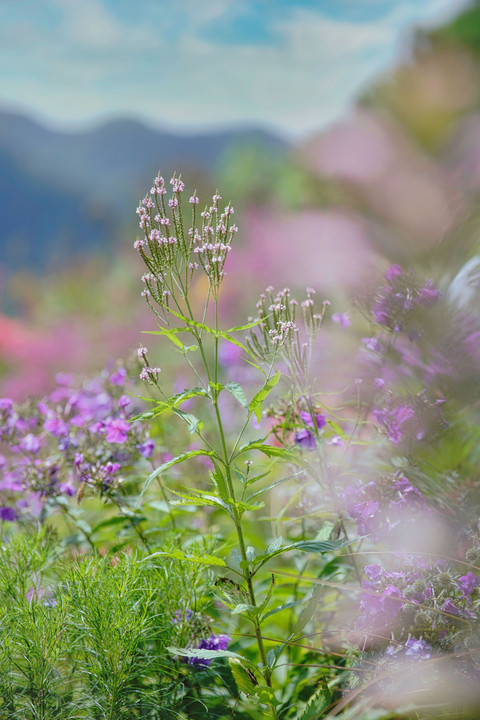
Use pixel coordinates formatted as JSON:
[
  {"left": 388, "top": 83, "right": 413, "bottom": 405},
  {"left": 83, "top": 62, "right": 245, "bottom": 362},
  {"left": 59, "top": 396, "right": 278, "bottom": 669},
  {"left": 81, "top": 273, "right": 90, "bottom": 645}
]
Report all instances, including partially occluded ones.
[{"left": 1, "top": 0, "right": 480, "bottom": 396}]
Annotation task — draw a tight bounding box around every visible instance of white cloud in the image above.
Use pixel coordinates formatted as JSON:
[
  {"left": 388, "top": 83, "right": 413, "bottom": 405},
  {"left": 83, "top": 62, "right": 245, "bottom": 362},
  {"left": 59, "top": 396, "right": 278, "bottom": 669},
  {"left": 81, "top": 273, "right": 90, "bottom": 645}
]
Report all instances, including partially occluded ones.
[{"left": 0, "top": 0, "right": 473, "bottom": 138}]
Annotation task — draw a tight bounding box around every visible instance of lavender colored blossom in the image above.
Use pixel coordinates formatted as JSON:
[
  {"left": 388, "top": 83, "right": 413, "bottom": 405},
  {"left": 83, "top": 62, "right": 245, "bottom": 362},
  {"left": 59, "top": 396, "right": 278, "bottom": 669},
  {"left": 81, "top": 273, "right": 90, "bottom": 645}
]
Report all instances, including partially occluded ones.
[
  {"left": 0, "top": 507, "right": 17, "bottom": 522},
  {"left": 20, "top": 434, "right": 41, "bottom": 454},
  {"left": 109, "top": 367, "right": 127, "bottom": 385},
  {"left": 332, "top": 311, "right": 351, "bottom": 327},
  {"left": 104, "top": 418, "right": 130, "bottom": 444},
  {"left": 458, "top": 572, "right": 479, "bottom": 597},
  {"left": 404, "top": 637, "right": 432, "bottom": 660},
  {"left": 188, "top": 633, "right": 232, "bottom": 666},
  {"left": 137, "top": 439, "right": 155, "bottom": 459},
  {"left": 43, "top": 415, "right": 68, "bottom": 437}
]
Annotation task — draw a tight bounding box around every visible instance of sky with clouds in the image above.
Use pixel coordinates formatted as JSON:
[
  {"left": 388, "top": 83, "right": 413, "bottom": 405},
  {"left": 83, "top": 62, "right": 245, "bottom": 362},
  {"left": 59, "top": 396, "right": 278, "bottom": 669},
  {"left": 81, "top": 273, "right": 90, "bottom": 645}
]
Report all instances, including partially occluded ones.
[{"left": 0, "top": 0, "right": 471, "bottom": 139}]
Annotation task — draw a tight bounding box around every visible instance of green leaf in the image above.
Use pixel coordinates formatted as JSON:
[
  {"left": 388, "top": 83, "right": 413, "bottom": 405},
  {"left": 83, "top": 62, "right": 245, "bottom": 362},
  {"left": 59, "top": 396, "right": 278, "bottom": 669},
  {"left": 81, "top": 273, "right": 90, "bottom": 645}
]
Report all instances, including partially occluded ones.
[
  {"left": 91, "top": 516, "right": 128, "bottom": 534},
  {"left": 227, "top": 316, "right": 271, "bottom": 333},
  {"left": 236, "top": 441, "right": 309, "bottom": 470},
  {"left": 234, "top": 499, "right": 265, "bottom": 514},
  {"left": 172, "top": 408, "right": 203, "bottom": 434},
  {"left": 254, "top": 537, "right": 354, "bottom": 571},
  {"left": 228, "top": 658, "right": 257, "bottom": 696},
  {"left": 249, "top": 371, "right": 281, "bottom": 423},
  {"left": 224, "top": 381, "right": 248, "bottom": 407},
  {"left": 292, "top": 539, "right": 353, "bottom": 553},
  {"left": 168, "top": 646, "right": 243, "bottom": 661},
  {"left": 248, "top": 471, "right": 305, "bottom": 500},
  {"left": 231, "top": 603, "right": 257, "bottom": 616},
  {"left": 253, "top": 685, "right": 276, "bottom": 706},
  {"left": 209, "top": 467, "right": 230, "bottom": 502},
  {"left": 297, "top": 685, "right": 331, "bottom": 720},
  {"left": 135, "top": 387, "right": 208, "bottom": 420},
  {"left": 169, "top": 489, "right": 229, "bottom": 512},
  {"left": 143, "top": 325, "right": 184, "bottom": 349},
  {"left": 137, "top": 450, "right": 216, "bottom": 505},
  {"left": 294, "top": 585, "right": 323, "bottom": 635},
  {"left": 266, "top": 649, "right": 276, "bottom": 668},
  {"left": 146, "top": 550, "right": 226, "bottom": 567},
  {"left": 262, "top": 599, "right": 304, "bottom": 621}
]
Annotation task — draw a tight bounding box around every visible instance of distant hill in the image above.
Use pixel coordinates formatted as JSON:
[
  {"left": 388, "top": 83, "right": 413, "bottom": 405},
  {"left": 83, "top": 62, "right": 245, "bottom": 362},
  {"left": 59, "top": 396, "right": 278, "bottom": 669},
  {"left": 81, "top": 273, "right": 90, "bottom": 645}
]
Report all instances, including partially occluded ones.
[{"left": 0, "top": 111, "right": 288, "bottom": 272}]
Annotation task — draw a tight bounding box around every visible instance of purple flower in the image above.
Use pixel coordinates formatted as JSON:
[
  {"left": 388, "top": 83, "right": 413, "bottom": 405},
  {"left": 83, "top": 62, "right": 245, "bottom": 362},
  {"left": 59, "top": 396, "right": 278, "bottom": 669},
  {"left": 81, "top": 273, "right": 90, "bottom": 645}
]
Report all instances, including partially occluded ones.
[
  {"left": 332, "top": 312, "right": 351, "bottom": 328},
  {"left": 442, "top": 599, "right": 461, "bottom": 616},
  {"left": 104, "top": 418, "right": 130, "bottom": 444},
  {"left": 299, "top": 411, "right": 326, "bottom": 430},
  {"left": 43, "top": 415, "right": 68, "bottom": 437},
  {"left": 404, "top": 637, "right": 431, "bottom": 660},
  {"left": 385, "top": 265, "right": 403, "bottom": 282},
  {"left": 20, "top": 434, "right": 41, "bottom": 454},
  {"left": 188, "top": 633, "right": 232, "bottom": 666},
  {"left": 0, "top": 507, "right": 17, "bottom": 522},
  {"left": 102, "top": 461, "right": 121, "bottom": 475},
  {"left": 365, "top": 564, "right": 383, "bottom": 583},
  {"left": 172, "top": 608, "right": 194, "bottom": 624},
  {"left": 294, "top": 429, "right": 316, "bottom": 449},
  {"left": 110, "top": 367, "right": 127, "bottom": 385},
  {"left": 458, "top": 572, "right": 479, "bottom": 597},
  {"left": 57, "top": 481, "right": 76, "bottom": 497},
  {"left": 0, "top": 398, "right": 13, "bottom": 412},
  {"left": 118, "top": 395, "right": 130, "bottom": 409},
  {"left": 416, "top": 279, "right": 440, "bottom": 307},
  {"left": 137, "top": 439, "right": 155, "bottom": 459}
]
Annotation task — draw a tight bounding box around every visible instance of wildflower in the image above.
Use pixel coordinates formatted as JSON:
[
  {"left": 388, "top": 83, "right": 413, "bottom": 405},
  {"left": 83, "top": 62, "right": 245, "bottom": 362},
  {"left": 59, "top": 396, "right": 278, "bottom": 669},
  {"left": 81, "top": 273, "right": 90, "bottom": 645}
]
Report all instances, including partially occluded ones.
[
  {"left": 104, "top": 418, "right": 130, "bottom": 444},
  {"left": 137, "top": 439, "right": 155, "bottom": 459},
  {"left": 20, "top": 433, "right": 41, "bottom": 454},
  {"left": 110, "top": 367, "right": 127, "bottom": 385},
  {"left": 404, "top": 637, "right": 432, "bottom": 660},
  {"left": 188, "top": 633, "right": 232, "bottom": 666},
  {"left": 458, "top": 572, "right": 479, "bottom": 597},
  {"left": 332, "top": 312, "right": 351, "bottom": 328},
  {"left": 0, "top": 507, "right": 17, "bottom": 522},
  {"left": 295, "top": 410, "right": 326, "bottom": 449}
]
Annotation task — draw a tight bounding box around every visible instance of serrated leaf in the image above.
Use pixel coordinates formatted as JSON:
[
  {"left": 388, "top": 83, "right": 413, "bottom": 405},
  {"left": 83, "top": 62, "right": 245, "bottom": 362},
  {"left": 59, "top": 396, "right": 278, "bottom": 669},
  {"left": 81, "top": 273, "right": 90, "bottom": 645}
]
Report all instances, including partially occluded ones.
[
  {"left": 234, "top": 500, "right": 265, "bottom": 514},
  {"left": 145, "top": 549, "right": 226, "bottom": 567},
  {"left": 224, "top": 381, "right": 248, "bottom": 407},
  {"left": 172, "top": 408, "right": 203, "bottom": 434},
  {"left": 297, "top": 685, "right": 331, "bottom": 720},
  {"left": 231, "top": 603, "right": 257, "bottom": 616},
  {"left": 249, "top": 371, "right": 281, "bottom": 423},
  {"left": 137, "top": 450, "right": 216, "bottom": 505},
  {"left": 253, "top": 685, "right": 276, "bottom": 705},
  {"left": 228, "top": 658, "right": 257, "bottom": 696},
  {"left": 209, "top": 467, "right": 230, "bottom": 503}
]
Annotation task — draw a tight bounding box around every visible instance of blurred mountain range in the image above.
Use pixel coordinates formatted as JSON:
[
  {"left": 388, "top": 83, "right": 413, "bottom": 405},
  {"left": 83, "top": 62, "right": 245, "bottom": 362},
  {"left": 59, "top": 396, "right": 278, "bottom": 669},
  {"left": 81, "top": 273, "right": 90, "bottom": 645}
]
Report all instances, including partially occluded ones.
[{"left": 0, "top": 111, "right": 288, "bottom": 272}]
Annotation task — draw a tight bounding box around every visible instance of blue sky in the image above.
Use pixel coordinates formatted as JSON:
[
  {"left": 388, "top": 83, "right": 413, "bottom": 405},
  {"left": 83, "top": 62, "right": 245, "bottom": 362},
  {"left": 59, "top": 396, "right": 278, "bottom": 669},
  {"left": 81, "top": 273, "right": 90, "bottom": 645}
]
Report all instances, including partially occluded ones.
[{"left": 0, "top": 0, "right": 470, "bottom": 138}]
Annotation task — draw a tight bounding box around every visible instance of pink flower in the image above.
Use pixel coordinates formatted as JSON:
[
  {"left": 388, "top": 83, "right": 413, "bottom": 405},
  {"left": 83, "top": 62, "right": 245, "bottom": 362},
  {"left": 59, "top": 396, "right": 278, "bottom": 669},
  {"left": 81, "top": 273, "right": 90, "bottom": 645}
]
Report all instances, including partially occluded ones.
[
  {"left": 332, "top": 312, "right": 351, "bottom": 328},
  {"left": 104, "top": 418, "right": 130, "bottom": 444}
]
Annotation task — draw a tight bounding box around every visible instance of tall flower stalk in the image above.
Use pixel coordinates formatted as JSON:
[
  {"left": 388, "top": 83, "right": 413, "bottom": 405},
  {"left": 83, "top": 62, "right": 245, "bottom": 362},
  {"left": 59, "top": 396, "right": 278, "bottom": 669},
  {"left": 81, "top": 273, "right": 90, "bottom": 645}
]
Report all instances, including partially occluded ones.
[{"left": 133, "top": 174, "right": 349, "bottom": 716}]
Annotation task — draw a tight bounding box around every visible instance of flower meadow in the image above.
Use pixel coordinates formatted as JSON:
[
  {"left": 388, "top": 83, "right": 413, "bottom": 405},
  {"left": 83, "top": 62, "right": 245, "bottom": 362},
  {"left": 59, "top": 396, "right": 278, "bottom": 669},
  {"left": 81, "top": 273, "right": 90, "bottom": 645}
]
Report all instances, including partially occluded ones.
[{"left": 2, "top": 174, "right": 480, "bottom": 720}]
